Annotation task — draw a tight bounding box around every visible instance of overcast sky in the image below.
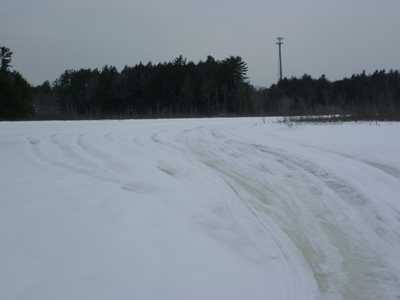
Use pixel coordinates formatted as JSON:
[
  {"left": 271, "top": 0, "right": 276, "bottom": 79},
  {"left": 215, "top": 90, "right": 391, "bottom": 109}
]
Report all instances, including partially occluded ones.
[{"left": 1, "top": 0, "right": 400, "bottom": 87}]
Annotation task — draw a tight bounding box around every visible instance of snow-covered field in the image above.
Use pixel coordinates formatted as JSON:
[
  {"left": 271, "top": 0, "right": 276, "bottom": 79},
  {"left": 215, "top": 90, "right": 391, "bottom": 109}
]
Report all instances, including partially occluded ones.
[{"left": 1, "top": 117, "right": 400, "bottom": 300}]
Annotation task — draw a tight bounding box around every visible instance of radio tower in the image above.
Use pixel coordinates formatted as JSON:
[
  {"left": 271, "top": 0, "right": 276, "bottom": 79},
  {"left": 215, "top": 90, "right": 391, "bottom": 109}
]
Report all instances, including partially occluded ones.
[{"left": 276, "top": 37, "right": 284, "bottom": 81}]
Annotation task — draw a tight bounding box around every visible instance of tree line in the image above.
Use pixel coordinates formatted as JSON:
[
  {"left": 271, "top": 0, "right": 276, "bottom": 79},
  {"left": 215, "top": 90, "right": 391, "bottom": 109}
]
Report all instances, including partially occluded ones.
[
  {"left": 264, "top": 72, "right": 400, "bottom": 116},
  {"left": 0, "top": 46, "right": 32, "bottom": 119},
  {"left": 43, "top": 55, "right": 252, "bottom": 118},
  {"left": 1, "top": 44, "right": 400, "bottom": 120}
]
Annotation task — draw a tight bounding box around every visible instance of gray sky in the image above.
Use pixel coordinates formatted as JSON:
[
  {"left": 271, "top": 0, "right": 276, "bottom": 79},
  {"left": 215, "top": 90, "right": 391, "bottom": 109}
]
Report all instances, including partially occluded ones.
[{"left": 1, "top": 0, "right": 400, "bottom": 87}]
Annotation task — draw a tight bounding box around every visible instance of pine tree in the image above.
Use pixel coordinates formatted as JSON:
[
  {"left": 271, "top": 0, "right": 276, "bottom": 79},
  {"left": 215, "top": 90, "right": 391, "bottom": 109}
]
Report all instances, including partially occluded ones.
[{"left": 0, "top": 46, "right": 13, "bottom": 72}]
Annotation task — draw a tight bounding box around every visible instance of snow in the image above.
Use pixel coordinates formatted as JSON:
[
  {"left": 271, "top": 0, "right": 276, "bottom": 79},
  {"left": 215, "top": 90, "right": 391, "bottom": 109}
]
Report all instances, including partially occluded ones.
[{"left": 1, "top": 117, "right": 400, "bottom": 300}]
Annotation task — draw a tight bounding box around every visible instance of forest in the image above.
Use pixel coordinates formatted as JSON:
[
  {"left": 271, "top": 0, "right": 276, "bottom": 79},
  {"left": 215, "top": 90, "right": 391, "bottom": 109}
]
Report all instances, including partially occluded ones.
[
  {"left": 0, "top": 46, "right": 32, "bottom": 119},
  {"left": 1, "top": 44, "right": 400, "bottom": 120}
]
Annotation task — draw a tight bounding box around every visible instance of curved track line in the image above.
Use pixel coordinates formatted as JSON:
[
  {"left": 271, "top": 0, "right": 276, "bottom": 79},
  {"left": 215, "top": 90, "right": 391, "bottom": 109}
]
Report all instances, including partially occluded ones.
[
  {"left": 28, "top": 136, "right": 155, "bottom": 195},
  {"left": 27, "top": 137, "right": 119, "bottom": 184},
  {"left": 77, "top": 134, "right": 130, "bottom": 173},
  {"left": 263, "top": 131, "right": 400, "bottom": 181},
  {"left": 178, "top": 126, "right": 400, "bottom": 300},
  {"left": 50, "top": 134, "right": 99, "bottom": 169}
]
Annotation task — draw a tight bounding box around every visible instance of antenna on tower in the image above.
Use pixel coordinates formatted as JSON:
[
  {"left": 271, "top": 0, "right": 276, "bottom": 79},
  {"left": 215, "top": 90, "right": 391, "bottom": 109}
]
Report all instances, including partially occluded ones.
[{"left": 276, "top": 37, "right": 284, "bottom": 82}]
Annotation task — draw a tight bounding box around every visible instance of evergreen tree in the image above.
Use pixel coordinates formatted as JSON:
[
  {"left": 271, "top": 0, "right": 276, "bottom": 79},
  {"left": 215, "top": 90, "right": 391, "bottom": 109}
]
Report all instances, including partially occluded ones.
[
  {"left": 0, "top": 46, "right": 12, "bottom": 72},
  {"left": 0, "top": 46, "right": 32, "bottom": 119}
]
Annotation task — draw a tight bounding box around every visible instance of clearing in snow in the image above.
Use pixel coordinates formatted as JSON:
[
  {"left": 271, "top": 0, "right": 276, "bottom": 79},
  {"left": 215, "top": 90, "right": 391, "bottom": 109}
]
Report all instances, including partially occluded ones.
[{"left": 1, "top": 117, "right": 400, "bottom": 300}]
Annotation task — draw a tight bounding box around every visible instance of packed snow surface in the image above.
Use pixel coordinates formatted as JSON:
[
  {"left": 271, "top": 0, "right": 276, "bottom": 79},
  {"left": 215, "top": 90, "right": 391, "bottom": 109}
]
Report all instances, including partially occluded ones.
[{"left": 1, "top": 117, "right": 400, "bottom": 300}]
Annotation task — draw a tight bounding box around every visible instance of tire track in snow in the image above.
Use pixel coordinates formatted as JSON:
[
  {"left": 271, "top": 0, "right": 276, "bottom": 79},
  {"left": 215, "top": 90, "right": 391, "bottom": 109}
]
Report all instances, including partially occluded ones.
[
  {"left": 194, "top": 149, "right": 335, "bottom": 299},
  {"left": 298, "top": 142, "right": 400, "bottom": 181},
  {"left": 50, "top": 134, "right": 99, "bottom": 170},
  {"left": 260, "top": 131, "right": 400, "bottom": 230},
  {"left": 27, "top": 136, "right": 119, "bottom": 184},
  {"left": 75, "top": 133, "right": 159, "bottom": 193},
  {"left": 77, "top": 134, "right": 130, "bottom": 173},
  {"left": 27, "top": 135, "right": 156, "bottom": 195},
  {"left": 178, "top": 128, "right": 318, "bottom": 300},
  {"left": 219, "top": 172, "right": 318, "bottom": 300},
  {"left": 179, "top": 127, "right": 400, "bottom": 300},
  {"left": 263, "top": 131, "right": 400, "bottom": 181},
  {"left": 248, "top": 143, "right": 400, "bottom": 300},
  {"left": 151, "top": 130, "right": 187, "bottom": 153},
  {"left": 252, "top": 143, "right": 400, "bottom": 242},
  {"left": 221, "top": 178, "right": 302, "bottom": 300}
]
